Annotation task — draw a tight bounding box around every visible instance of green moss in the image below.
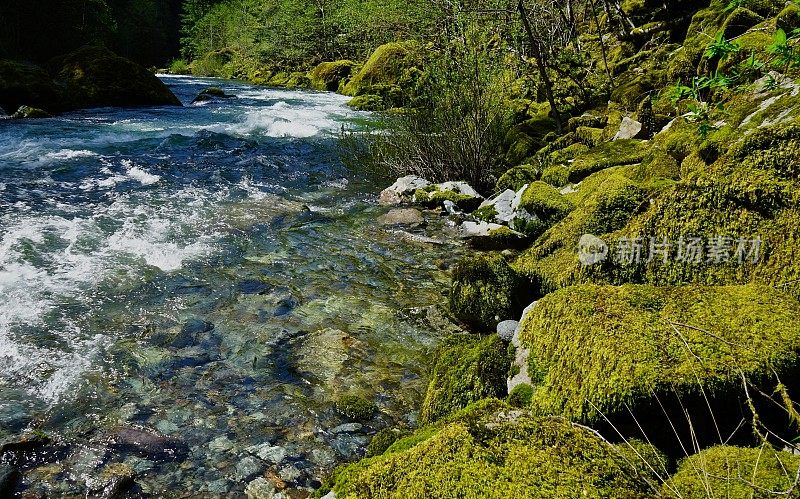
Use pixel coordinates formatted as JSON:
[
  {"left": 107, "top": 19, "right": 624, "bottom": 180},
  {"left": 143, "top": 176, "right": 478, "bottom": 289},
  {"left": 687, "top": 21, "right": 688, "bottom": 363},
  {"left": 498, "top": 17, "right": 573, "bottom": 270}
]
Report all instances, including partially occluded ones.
[
  {"left": 540, "top": 165, "right": 571, "bottom": 187},
  {"left": 449, "top": 253, "right": 531, "bottom": 331},
  {"left": 342, "top": 41, "right": 421, "bottom": 98},
  {"left": 413, "top": 187, "right": 481, "bottom": 211},
  {"left": 472, "top": 204, "right": 498, "bottom": 222},
  {"left": 548, "top": 142, "right": 590, "bottom": 164},
  {"left": 722, "top": 7, "right": 764, "bottom": 39},
  {"left": 285, "top": 71, "right": 311, "bottom": 88},
  {"left": 366, "top": 428, "right": 410, "bottom": 458},
  {"left": 574, "top": 126, "right": 605, "bottom": 147},
  {"left": 518, "top": 181, "right": 574, "bottom": 228},
  {"left": 519, "top": 283, "right": 800, "bottom": 422},
  {"left": 634, "top": 149, "right": 681, "bottom": 182},
  {"left": 309, "top": 60, "right": 354, "bottom": 92},
  {"left": 326, "top": 400, "right": 659, "bottom": 498},
  {"left": 419, "top": 335, "right": 513, "bottom": 425},
  {"left": 568, "top": 139, "right": 648, "bottom": 183},
  {"left": 777, "top": 3, "right": 800, "bottom": 32},
  {"left": 663, "top": 445, "right": 800, "bottom": 498},
  {"left": 567, "top": 114, "right": 608, "bottom": 131},
  {"left": 347, "top": 94, "right": 384, "bottom": 111},
  {"left": 336, "top": 395, "right": 377, "bottom": 422},
  {"left": 496, "top": 164, "right": 540, "bottom": 193},
  {"left": 506, "top": 383, "right": 533, "bottom": 408}
]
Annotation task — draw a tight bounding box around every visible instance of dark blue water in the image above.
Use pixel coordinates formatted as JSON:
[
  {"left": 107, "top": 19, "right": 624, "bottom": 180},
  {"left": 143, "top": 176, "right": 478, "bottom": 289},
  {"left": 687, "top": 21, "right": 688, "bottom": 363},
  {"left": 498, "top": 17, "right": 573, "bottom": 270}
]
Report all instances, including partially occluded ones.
[{"left": 0, "top": 76, "right": 463, "bottom": 496}]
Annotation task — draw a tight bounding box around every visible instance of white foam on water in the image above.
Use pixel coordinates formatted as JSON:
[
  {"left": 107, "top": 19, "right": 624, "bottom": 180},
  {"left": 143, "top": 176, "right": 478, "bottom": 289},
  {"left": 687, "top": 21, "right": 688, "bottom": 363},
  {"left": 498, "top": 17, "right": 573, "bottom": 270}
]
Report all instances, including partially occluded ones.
[
  {"left": 121, "top": 160, "right": 161, "bottom": 186},
  {"left": 41, "top": 149, "right": 98, "bottom": 162}
]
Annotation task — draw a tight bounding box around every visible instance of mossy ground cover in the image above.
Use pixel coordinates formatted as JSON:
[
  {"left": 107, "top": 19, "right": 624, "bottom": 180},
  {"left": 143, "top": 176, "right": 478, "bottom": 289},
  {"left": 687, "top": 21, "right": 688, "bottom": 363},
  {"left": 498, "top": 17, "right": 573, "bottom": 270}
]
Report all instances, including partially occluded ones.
[
  {"left": 519, "top": 283, "right": 800, "bottom": 452},
  {"left": 321, "top": 400, "right": 661, "bottom": 498},
  {"left": 663, "top": 445, "right": 800, "bottom": 498}
]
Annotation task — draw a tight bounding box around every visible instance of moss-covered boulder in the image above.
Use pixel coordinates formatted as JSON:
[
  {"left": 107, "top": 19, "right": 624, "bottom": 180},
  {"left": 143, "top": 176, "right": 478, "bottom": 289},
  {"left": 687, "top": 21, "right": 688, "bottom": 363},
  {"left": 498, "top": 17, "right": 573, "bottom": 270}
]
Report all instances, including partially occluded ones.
[
  {"left": 347, "top": 94, "right": 384, "bottom": 111},
  {"left": 342, "top": 41, "right": 421, "bottom": 100},
  {"left": 777, "top": 3, "right": 800, "bottom": 32},
  {"left": 568, "top": 139, "right": 648, "bottom": 183},
  {"left": 10, "top": 105, "right": 52, "bottom": 119},
  {"left": 449, "top": 253, "right": 531, "bottom": 331},
  {"left": 419, "top": 335, "right": 512, "bottom": 424},
  {"left": 517, "top": 182, "right": 574, "bottom": 225},
  {"left": 513, "top": 169, "right": 648, "bottom": 294},
  {"left": 321, "top": 399, "right": 660, "bottom": 498},
  {"left": 519, "top": 283, "right": 800, "bottom": 454},
  {"left": 721, "top": 7, "right": 764, "bottom": 39},
  {"left": 309, "top": 60, "right": 354, "bottom": 92},
  {"left": 540, "top": 165, "right": 571, "bottom": 187},
  {"left": 663, "top": 445, "right": 800, "bottom": 498},
  {"left": 495, "top": 164, "right": 540, "bottom": 192},
  {"left": 412, "top": 182, "right": 483, "bottom": 212},
  {"left": 51, "top": 46, "right": 181, "bottom": 110},
  {"left": 0, "top": 60, "right": 62, "bottom": 114}
]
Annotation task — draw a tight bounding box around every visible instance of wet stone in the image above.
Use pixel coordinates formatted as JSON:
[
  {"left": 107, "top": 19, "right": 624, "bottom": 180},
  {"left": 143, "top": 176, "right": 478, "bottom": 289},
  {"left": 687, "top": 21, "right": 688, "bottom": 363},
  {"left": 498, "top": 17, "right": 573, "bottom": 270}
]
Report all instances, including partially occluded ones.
[
  {"left": 235, "top": 456, "right": 266, "bottom": 482},
  {"left": 330, "top": 434, "right": 369, "bottom": 459},
  {"left": 238, "top": 280, "right": 272, "bottom": 295},
  {"left": 246, "top": 443, "right": 287, "bottom": 464},
  {"left": 273, "top": 297, "right": 299, "bottom": 317},
  {"left": 0, "top": 464, "right": 21, "bottom": 496},
  {"left": 330, "top": 423, "right": 362, "bottom": 434},
  {"left": 107, "top": 427, "right": 188, "bottom": 462}
]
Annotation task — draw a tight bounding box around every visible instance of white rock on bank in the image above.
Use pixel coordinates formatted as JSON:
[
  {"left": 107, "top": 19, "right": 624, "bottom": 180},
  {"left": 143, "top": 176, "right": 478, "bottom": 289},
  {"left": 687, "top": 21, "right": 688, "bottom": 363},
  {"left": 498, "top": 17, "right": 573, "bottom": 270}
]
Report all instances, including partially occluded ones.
[
  {"left": 439, "top": 181, "right": 481, "bottom": 199},
  {"left": 460, "top": 221, "right": 505, "bottom": 238},
  {"left": 379, "top": 175, "right": 430, "bottom": 205},
  {"left": 478, "top": 189, "right": 516, "bottom": 223},
  {"left": 508, "top": 301, "right": 538, "bottom": 392},
  {"left": 613, "top": 117, "right": 643, "bottom": 141}
]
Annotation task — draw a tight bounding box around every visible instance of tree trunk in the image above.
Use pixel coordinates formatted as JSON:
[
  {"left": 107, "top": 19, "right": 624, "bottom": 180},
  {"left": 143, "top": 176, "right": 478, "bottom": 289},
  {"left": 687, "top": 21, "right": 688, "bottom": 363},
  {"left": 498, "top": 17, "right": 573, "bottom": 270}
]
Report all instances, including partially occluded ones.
[{"left": 517, "top": 0, "right": 562, "bottom": 132}]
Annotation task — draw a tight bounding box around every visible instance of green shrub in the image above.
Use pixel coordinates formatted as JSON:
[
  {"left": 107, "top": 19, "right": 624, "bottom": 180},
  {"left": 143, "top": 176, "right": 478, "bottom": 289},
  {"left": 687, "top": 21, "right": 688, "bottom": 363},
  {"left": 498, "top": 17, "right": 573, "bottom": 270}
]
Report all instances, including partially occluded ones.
[{"left": 506, "top": 383, "right": 533, "bottom": 408}]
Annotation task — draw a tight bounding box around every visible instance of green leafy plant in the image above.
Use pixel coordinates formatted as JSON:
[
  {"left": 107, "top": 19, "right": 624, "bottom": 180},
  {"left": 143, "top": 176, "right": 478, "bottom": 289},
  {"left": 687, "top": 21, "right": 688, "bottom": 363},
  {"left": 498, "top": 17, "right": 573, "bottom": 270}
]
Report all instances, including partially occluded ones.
[{"left": 705, "top": 31, "right": 741, "bottom": 60}]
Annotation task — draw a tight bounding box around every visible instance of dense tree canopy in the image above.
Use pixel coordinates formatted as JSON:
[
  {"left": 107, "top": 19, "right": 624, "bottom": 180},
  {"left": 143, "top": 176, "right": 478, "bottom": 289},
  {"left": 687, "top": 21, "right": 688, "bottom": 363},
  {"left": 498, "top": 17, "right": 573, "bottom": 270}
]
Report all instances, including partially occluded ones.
[{"left": 0, "top": 0, "right": 184, "bottom": 66}]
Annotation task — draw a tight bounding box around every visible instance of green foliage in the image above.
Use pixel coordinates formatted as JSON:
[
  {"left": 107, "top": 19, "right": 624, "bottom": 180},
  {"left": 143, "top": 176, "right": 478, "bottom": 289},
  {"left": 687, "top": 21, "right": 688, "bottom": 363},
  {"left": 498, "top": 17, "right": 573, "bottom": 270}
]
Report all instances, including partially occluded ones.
[
  {"left": 519, "top": 283, "right": 800, "bottom": 422},
  {"left": 419, "top": 335, "right": 513, "bottom": 425},
  {"left": 506, "top": 383, "right": 533, "bottom": 408},
  {"left": 168, "top": 59, "right": 191, "bottom": 74},
  {"left": 663, "top": 445, "right": 800, "bottom": 497},
  {"left": 449, "top": 253, "right": 531, "bottom": 332},
  {"left": 336, "top": 394, "right": 377, "bottom": 422},
  {"left": 325, "top": 400, "right": 659, "bottom": 498}
]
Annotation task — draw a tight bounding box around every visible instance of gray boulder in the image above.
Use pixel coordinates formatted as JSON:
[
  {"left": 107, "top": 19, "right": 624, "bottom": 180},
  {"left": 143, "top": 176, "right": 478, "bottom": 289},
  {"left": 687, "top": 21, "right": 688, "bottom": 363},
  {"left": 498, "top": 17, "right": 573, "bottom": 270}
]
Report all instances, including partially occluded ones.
[
  {"left": 379, "top": 175, "right": 430, "bottom": 205},
  {"left": 613, "top": 117, "right": 644, "bottom": 141}
]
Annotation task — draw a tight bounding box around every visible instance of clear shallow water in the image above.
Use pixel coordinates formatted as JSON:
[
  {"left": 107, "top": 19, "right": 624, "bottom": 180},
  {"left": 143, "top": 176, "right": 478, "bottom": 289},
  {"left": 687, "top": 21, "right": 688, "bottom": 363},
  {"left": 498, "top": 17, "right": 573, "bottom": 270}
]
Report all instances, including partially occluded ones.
[{"left": 0, "top": 76, "right": 464, "bottom": 496}]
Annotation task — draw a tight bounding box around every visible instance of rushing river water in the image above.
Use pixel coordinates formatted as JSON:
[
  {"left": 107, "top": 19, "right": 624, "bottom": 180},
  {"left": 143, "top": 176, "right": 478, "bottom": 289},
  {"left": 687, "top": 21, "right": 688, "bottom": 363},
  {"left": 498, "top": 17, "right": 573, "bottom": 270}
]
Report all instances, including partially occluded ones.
[{"left": 0, "top": 76, "right": 465, "bottom": 496}]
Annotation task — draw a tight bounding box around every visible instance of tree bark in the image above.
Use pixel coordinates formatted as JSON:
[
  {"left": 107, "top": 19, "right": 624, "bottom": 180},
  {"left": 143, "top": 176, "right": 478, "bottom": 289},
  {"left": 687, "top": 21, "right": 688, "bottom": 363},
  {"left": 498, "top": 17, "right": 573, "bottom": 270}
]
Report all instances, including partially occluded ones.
[{"left": 517, "top": 0, "right": 562, "bottom": 132}]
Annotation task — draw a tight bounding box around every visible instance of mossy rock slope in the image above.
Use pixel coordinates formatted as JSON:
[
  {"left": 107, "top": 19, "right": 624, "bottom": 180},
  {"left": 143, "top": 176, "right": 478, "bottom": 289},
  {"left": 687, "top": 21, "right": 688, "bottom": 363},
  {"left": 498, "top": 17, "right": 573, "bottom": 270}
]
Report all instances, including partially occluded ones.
[
  {"left": 520, "top": 283, "right": 800, "bottom": 452},
  {"left": 322, "top": 400, "right": 660, "bottom": 498}
]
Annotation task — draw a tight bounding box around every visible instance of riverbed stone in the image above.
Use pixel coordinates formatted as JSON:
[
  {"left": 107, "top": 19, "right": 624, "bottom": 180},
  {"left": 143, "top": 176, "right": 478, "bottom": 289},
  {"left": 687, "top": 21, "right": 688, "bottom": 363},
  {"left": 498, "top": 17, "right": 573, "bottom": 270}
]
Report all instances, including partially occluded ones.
[
  {"left": 379, "top": 175, "right": 430, "bottom": 205},
  {"left": 377, "top": 208, "right": 424, "bottom": 227},
  {"left": 330, "top": 423, "right": 362, "bottom": 434},
  {"left": 236, "top": 456, "right": 266, "bottom": 482},
  {"left": 460, "top": 221, "right": 505, "bottom": 238},
  {"left": 245, "top": 477, "right": 276, "bottom": 499},
  {"left": 246, "top": 443, "right": 287, "bottom": 464}
]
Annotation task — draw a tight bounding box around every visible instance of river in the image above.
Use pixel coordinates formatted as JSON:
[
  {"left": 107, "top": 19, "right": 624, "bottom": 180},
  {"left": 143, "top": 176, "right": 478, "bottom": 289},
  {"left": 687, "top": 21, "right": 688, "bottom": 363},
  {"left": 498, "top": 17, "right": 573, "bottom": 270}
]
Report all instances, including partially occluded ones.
[{"left": 0, "top": 76, "right": 464, "bottom": 496}]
